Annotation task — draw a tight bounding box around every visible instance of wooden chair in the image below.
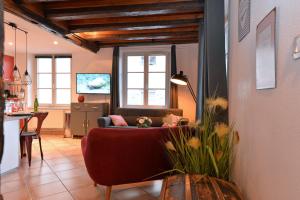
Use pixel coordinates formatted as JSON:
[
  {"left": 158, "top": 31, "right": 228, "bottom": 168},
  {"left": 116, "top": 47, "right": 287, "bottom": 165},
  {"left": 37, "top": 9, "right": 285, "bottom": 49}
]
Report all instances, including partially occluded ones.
[{"left": 20, "top": 112, "right": 48, "bottom": 166}]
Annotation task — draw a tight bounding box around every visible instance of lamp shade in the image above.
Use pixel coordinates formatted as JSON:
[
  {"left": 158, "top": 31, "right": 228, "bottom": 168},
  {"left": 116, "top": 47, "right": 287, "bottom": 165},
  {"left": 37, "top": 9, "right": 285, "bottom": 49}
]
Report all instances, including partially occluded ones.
[{"left": 170, "top": 71, "right": 188, "bottom": 85}]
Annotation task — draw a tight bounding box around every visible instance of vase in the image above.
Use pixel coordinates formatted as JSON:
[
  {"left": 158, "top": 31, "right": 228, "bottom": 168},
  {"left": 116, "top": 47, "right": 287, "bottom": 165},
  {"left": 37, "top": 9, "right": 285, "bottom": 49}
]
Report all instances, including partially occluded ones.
[
  {"left": 78, "top": 95, "right": 85, "bottom": 103},
  {"left": 160, "top": 174, "right": 243, "bottom": 200}
]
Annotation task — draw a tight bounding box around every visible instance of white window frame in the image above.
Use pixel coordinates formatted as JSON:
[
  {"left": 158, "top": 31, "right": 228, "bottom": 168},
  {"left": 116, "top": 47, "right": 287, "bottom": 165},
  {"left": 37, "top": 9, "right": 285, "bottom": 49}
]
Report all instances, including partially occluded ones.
[
  {"left": 122, "top": 52, "right": 170, "bottom": 108},
  {"left": 36, "top": 55, "right": 72, "bottom": 108}
]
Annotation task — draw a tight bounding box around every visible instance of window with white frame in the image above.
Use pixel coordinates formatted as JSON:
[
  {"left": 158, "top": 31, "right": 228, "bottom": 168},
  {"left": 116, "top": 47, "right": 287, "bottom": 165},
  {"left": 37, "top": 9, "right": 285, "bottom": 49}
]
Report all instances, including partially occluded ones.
[
  {"left": 36, "top": 56, "right": 71, "bottom": 106},
  {"left": 123, "top": 53, "right": 169, "bottom": 107}
]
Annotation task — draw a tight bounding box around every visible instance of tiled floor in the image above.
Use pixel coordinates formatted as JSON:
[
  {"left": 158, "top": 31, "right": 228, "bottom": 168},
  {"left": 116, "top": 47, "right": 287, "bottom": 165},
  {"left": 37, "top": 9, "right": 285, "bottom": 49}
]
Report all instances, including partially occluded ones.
[{"left": 0, "top": 134, "right": 162, "bottom": 200}]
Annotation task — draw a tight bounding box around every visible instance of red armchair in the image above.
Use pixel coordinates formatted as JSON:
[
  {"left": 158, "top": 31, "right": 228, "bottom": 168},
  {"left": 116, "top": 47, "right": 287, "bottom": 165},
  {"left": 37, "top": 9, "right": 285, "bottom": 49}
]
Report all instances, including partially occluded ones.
[{"left": 81, "top": 127, "right": 174, "bottom": 199}]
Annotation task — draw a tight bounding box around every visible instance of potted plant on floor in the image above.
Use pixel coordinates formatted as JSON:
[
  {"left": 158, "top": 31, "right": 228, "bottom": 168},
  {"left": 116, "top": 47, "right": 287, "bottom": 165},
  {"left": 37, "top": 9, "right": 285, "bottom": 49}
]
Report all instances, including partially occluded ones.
[{"left": 161, "top": 97, "right": 243, "bottom": 199}]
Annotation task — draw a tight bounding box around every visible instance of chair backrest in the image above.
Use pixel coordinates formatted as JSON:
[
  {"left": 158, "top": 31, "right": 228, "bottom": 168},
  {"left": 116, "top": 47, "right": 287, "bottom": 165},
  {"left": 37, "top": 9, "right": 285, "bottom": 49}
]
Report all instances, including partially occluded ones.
[{"left": 31, "top": 112, "right": 48, "bottom": 134}]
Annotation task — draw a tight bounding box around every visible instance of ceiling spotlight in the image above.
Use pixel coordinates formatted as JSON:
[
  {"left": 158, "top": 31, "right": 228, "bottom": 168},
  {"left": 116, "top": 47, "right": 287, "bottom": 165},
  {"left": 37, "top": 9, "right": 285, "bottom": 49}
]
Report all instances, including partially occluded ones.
[
  {"left": 8, "top": 42, "right": 13, "bottom": 46},
  {"left": 53, "top": 41, "right": 58, "bottom": 45}
]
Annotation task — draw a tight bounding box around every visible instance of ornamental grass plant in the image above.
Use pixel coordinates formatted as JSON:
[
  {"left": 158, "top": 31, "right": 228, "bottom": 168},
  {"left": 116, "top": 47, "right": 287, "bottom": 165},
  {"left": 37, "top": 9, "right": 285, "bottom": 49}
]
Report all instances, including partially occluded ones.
[{"left": 165, "top": 97, "right": 239, "bottom": 181}]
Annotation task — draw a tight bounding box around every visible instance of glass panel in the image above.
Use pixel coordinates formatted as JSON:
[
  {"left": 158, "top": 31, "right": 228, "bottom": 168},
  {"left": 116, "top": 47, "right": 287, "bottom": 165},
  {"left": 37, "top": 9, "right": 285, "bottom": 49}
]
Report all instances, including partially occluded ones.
[
  {"left": 127, "top": 56, "right": 144, "bottom": 72},
  {"left": 56, "top": 89, "right": 71, "bottom": 104},
  {"left": 149, "top": 55, "right": 166, "bottom": 72},
  {"left": 38, "top": 89, "right": 52, "bottom": 104},
  {"left": 37, "top": 58, "right": 52, "bottom": 73},
  {"left": 148, "top": 73, "right": 166, "bottom": 89},
  {"left": 127, "top": 73, "right": 144, "bottom": 88},
  {"left": 56, "top": 74, "right": 70, "bottom": 89},
  {"left": 148, "top": 90, "right": 165, "bottom": 106},
  {"left": 56, "top": 58, "right": 71, "bottom": 73},
  {"left": 127, "top": 89, "right": 144, "bottom": 105},
  {"left": 37, "top": 74, "right": 52, "bottom": 88}
]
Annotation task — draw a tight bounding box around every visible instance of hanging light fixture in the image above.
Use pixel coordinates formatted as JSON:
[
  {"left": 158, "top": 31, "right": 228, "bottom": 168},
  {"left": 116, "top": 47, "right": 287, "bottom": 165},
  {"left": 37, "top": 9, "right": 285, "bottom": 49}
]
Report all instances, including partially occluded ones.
[
  {"left": 12, "top": 23, "right": 21, "bottom": 81},
  {"left": 21, "top": 32, "right": 32, "bottom": 85}
]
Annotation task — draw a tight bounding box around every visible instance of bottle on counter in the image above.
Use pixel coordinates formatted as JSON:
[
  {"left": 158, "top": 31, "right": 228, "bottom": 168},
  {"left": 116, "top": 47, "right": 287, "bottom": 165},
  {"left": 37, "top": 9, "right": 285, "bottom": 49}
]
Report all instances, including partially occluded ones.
[{"left": 34, "top": 96, "right": 39, "bottom": 112}]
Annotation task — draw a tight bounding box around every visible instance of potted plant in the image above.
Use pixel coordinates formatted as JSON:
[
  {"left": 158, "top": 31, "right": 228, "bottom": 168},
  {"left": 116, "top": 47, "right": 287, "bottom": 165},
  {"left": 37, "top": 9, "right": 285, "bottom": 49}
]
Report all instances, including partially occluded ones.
[{"left": 162, "top": 97, "right": 243, "bottom": 199}]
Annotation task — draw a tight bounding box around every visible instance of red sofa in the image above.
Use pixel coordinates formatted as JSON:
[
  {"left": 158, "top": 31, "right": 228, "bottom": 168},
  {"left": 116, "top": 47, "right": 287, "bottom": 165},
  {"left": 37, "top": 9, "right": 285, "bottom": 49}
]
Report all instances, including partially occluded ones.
[{"left": 81, "top": 127, "right": 175, "bottom": 199}]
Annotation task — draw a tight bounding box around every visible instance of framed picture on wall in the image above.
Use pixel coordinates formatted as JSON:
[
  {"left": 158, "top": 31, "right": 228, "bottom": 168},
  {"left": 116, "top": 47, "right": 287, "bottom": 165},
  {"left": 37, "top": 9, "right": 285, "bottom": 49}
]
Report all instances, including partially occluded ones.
[
  {"left": 238, "top": 0, "right": 251, "bottom": 41},
  {"left": 256, "top": 8, "right": 276, "bottom": 90}
]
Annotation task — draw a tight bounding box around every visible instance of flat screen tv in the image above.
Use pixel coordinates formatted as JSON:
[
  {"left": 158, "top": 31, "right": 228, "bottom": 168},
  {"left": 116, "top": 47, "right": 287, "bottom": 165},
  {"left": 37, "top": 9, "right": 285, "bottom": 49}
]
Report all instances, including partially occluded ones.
[{"left": 76, "top": 73, "right": 111, "bottom": 94}]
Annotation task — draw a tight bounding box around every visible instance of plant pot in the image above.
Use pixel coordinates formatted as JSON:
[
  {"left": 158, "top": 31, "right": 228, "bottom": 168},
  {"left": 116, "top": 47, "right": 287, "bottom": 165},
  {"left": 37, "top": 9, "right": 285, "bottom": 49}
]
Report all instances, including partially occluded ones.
[{"left": 160, "top": 174, "right": 243, "bottom": 200}]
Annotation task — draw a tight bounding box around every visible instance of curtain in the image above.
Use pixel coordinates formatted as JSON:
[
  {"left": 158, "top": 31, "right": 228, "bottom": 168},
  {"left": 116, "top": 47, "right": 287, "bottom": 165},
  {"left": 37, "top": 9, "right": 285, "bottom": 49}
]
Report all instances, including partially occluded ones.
[
  {"left": 170, "top": 45, "right": 178, "bottom": 108},
  {"left": 0, "top": 0, "right": 4, "bottom": 162},
  {"left": 110, "top": 46, "right": 120, "bottom": 114},
  {"left": 196, "top": 0, "right": 228, "bottom": 122}
]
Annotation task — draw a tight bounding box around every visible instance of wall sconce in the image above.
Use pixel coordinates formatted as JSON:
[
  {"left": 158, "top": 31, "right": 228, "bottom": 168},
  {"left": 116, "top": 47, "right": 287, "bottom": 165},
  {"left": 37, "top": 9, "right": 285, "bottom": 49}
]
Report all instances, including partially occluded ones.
[{"left": 293, "top": 35, "right": 300, "bottom": 60}]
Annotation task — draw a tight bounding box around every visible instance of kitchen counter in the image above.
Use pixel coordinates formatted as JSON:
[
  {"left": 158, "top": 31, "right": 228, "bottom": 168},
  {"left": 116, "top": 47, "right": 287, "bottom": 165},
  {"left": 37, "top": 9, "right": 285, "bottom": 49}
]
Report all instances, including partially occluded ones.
[
  {"left": 4, "top": 115, "right": 31, "bottom": 121},
  {"left": 1, "top": 114, "right": 31, "bottom": 174}
]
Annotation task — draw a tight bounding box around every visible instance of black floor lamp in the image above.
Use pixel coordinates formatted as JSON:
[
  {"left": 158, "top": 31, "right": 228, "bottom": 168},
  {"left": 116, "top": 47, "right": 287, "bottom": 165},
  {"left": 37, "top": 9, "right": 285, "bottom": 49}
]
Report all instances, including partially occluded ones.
[{"left": 170, "top": 71, "right": 197, "bottom": 103}]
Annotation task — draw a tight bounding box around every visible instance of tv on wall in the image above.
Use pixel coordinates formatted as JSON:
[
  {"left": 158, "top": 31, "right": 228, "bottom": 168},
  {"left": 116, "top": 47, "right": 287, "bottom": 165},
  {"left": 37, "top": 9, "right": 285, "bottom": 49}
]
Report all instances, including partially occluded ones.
[{"left": 76, "top": 73, "right": 111, "bottom": 94}]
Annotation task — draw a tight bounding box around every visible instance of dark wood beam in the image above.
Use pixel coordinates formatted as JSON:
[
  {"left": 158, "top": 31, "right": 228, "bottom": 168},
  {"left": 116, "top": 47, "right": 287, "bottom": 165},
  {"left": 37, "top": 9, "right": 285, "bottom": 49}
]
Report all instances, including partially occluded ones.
[
  {"left": 69, "top": 12, "right": 203, "bottom": 26},
  {"left": 46, "top": 2, "right": 203, "bottom": 20},
  {"left": 98, "top": 38, "right": 198, "bottom": 48},
  {"left": 77, "top": 25, "right": 198, "bottom": 38},
  {"left": 4, "top": 0, "right": 100, "bottom": 53},
  {"left": 26, "top": 0, "right": 70, "bottom": 2},
  {"left": 44, "top": 0, "right": 196, "bottom": 10},
  {"left": 70, "top": 20, "right": 199, "bottom": 33},
  {"left": 81, "top": 31, "right": 198, "bottom": 41}
]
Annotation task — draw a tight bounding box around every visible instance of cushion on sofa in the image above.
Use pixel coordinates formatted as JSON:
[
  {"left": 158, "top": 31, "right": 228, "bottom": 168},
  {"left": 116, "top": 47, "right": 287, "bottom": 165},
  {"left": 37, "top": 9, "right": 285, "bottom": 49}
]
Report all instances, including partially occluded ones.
[
  {"left": 162, "top": 114, "right": 182, "bottom": 127},
  {"left": 109, "top": 115, "right": 128, "bottom": 126}
]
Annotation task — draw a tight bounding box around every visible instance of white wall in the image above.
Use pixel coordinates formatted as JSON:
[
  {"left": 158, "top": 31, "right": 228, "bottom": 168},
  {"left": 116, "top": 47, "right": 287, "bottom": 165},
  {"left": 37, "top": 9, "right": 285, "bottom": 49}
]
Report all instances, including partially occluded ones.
[
  {"left": 176, "top": 44, "right": 198, "bottom": 121},
  {"left": 71, "top": 48, "right": 113, "bottom": 103},
  {"left": 229, "top": 1, "right": 300, "bottom": 199}
]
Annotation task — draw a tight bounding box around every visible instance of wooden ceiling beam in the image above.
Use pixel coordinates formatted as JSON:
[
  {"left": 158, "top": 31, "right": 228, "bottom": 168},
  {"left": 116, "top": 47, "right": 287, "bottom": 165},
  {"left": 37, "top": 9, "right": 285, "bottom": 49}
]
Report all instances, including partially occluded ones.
[
  {"left": 70, "top": 20, "right": 199, "bottom": 33},
  {"left": 81, "top": 31, "right": 199, "bottom": 41},
  {"left": 98, "top": 38, "right": 198, "bottom": 48},
  {"left": 4, "top": 0, "right": 100, "bottom": 53},
  {"left": 68, "top": 12, "right": 203, "bottom": 26},
  {"left": 44, "top": 0, "right": 196, "bottom": 10},
  {"left": 77, "top": 25, "right": 199, "bottom": 38},
  {"left": 46, "top": 2, "right": 203, "bottom": 20}
]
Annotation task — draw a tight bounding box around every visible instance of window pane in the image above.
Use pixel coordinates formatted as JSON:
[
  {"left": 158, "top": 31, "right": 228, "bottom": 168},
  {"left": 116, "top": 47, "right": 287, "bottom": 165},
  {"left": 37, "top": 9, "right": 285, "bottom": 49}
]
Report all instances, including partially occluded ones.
[
  {"left": 149, "top": 55, "right": 166, "bottom": 72},
  {"left": 127, "top": 89, "right": 144, "bottom": 105},
  {"left": 37, "top": 58, "right": 52, "bottom": 73},
  {"left": 56, "top": 58, "right": 71, "bottom": 73},
  {"left": 148, "top": 73, "right": 165, "bottom": 89},
  {"left": 127, "top": 73, "right": 144, "bottom": 88},
  {"left": 38, "top": 89, "right": 52, "bottom": 104},
  {"left": 127, "top": 56, "right": 144, "bottom": 72},
  {"left": 37, "top": 74, "right": 52, "bottom": 88},
  {"left": 56, "top": 74, "right": 70, "bottom": 89},
  {"left": 56, "top": 89, "right": 71, "bottom": 104},
  {"left": 148, "top": 90, "right": 165, "bottom": 106}
]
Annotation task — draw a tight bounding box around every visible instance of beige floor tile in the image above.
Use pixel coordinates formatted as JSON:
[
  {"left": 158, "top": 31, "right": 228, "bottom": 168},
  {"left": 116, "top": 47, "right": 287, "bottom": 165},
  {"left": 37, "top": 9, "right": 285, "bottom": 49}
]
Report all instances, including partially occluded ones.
[
  {"left": 0, "top": 179, "right": 26, "bottom": 194},
  {"left": 50, "top": 163, "right": 80, "bottom": 172},
  {"left": 2, "top": 188, "right": 31, "bottom": 200},
  {"left": 39, "top": 192, "right": 74, "bottom": 200},
  {"left": 0, "top": 170, "right": 24, "bottom": 183},
  {"left": 69, "top": 185, "right": 103, "bottom": 200},
  {"left": 27, "top": 174, "right": 59, "bottom": 187},
  {"left": 56, "top": 167, "right": 88, "bottom": 180},
  {"left": 61, "top": 175, "right": 94, "bottom": 190},
  {"left": 30, "top": 181, "right": 67, "bottom": 199}
]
